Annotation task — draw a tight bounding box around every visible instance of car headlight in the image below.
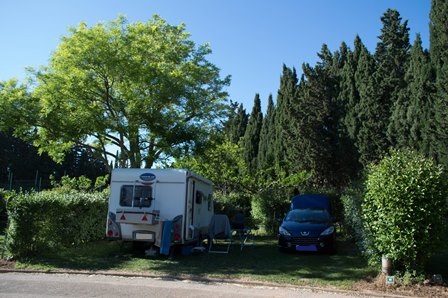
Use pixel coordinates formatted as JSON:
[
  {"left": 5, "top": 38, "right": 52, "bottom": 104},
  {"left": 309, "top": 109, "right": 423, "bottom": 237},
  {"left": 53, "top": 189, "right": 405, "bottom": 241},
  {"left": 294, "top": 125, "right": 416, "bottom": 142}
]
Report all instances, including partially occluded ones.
[
  {"left": 279, "top": 226, "right": 291, "bottom": 236},
  {"left": 320, "top": 226, "right": 335, "bottom": 236}
]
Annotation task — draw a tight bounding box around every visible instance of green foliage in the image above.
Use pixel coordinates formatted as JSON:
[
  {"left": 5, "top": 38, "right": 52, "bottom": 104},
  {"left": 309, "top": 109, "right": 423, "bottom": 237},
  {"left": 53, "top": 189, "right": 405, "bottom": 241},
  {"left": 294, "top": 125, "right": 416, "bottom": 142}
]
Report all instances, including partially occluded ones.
[
  {"left": 0, "top": 80, "right": 39, "bottom": 137},
  {"left": 175, "top": 139, "right": 254, "bottom": 194},
  {"left": 388, "top": 35, "right": 434, "bottom": 154},
  {"left": 224, "top": 102, "right": 248, "bottom": 144},
  {"left": 50, "top": 175, "right": 109, "bottom": 192},
  {"left": 0, "top": 189, "right": 15, "bottom": 232},
  {"left": 213, "top": 190, "right": 251, "bottom": 219},
  {"left": 252, "top": 171, "right": 311, "bottom": 235},
  {"left": 430, "top": 0, "right": 448, "bottom": 169},
  {"left": 6, "top": 190, "right": 108, "bottom": 258},
  {"left": 340, "top": 183, "right": 377, "bottom": 262},
  {"left": 257, "top": 95, "right": 276, "bottom": 177},
  {"left": 273, "top": 65, "right": 298, "bottom": 175},
  {"left": 294, "top": 45, "right": 351, "bottom": 187},
  {"left": 362, "top": 149, "right": 448, "bottom": 273},
  {"left": 94, "top": 175, "right": 110, "bottom": 191},
  {"left": 7, "top": 15, "right": 230, "bottom": 170},
  {"left": 251, "top": 188, "right": 290, "bottom": 236},
  {"left": 0, "top": 189, "right": 12, "bottom": 216},
  {"left": 242, "top": 94, "right": 263, "bottom": 174}
]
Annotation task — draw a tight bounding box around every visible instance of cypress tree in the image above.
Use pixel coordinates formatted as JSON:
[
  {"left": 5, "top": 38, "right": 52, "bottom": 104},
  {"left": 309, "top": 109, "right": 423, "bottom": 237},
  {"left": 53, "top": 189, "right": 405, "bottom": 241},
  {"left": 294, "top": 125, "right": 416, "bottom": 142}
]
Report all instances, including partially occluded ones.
[
  {"left": 257, "top": 95, "right": 277, "bottom": 179},
  {"left": 355, "top": 9, "right": 410, "bottom": 166},
  {"left": 375, "top": 9, "right": 411, "bottom": 147},
  {"left": 242, "top": 94, "right": 263, "bottom": 174},
  {"left": 340, "top": 36, "right": 364, "bottom": 141},
  {"left": 292, "top": 44, "right": 346, "bottom": 187},
  {"left": 274, "top": 65, "right": 299, "bottom": 175},
  {"left": 355, "top": 46, "right": 382, "bottom": 166},
  {"left": 389, "top": 34, "right": 434, "bottom": 154},
  {"left": 224, "top": 101, "right": 248, "bottom": 144},
  {"left": 429, "top": 0, "right": 448, "bottom": 167}
]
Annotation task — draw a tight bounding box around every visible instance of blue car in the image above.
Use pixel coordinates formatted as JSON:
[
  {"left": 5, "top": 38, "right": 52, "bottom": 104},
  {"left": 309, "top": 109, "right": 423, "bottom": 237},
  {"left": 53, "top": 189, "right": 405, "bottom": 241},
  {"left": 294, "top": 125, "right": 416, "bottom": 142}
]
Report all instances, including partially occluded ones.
[{"left": 278, "top": 208, "right": 336, "bottom": 253}]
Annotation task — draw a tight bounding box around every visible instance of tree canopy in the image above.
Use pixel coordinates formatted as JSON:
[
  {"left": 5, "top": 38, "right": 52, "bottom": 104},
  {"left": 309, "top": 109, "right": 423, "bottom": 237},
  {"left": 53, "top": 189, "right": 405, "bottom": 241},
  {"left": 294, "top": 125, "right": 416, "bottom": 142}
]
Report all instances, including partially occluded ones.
[{"left": 7, "top": 15, "right": 230, "bottom": 169}]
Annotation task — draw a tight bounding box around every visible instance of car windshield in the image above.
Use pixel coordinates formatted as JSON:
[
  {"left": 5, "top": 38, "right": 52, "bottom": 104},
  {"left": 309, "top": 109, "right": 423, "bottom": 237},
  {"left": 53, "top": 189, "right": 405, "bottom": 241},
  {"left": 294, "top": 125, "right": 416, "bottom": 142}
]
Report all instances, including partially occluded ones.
[{"left": 285, "top": 208, "right": 330, "bottom": 223}]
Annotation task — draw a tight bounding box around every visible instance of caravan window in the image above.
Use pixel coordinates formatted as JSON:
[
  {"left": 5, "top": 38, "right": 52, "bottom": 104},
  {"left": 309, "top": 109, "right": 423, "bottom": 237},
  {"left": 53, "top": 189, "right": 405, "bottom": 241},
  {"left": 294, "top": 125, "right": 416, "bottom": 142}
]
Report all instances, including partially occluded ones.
[
  {"left": 208, "top": 194, "right": 213, "bottom": 211},
  {"left": 120, "top": 185, "right": 153, "bottom": 208},
  {"left": 195, "top": 191, "right": 204, "bottom": 204}
]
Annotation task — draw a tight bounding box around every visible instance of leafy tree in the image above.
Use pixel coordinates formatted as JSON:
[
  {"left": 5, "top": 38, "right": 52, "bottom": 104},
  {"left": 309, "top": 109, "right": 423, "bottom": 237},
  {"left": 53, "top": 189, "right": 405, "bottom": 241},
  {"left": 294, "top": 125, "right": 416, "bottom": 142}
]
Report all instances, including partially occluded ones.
[
  {"left": 174, "top": 139, "right": 251, "bottom": 194},
  {"left": 430, "top": 0, "right": 448, "bottom": 167},
  {"left": 363, "top": 149, "right": 448, "bottom": 274},
  {"left": 242, "top": 94, "right": 263, "bottom": 174},
  {"left": 174, "top": 139, "right": 254, "bottom": 214},
  {"left": 14, "top": 15, "right": 229, "bottom": 169},
  {"left": 0, "top": 80, "right": 39, "bottom": 140}
]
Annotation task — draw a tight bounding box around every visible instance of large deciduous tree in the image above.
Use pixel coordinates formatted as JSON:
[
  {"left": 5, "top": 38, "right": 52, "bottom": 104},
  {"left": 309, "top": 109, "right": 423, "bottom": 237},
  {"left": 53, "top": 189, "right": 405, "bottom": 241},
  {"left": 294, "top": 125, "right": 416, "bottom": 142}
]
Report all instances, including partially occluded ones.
[{"left": 25, "top": 15, "right": 229, "bottom": 169}]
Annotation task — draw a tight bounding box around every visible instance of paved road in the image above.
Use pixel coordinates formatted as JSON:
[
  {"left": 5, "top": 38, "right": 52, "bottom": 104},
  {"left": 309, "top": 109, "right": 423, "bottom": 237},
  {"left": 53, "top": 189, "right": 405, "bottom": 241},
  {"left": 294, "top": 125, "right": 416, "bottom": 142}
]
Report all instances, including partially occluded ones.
[{"left": 0, "top": 272, "right": 367, "bottom": 297}]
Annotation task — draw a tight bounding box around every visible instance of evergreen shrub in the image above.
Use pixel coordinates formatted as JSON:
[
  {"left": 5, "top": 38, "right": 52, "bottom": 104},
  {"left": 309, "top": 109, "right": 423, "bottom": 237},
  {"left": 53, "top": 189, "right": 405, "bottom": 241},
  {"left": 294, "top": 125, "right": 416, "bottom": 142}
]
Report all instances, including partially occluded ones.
[
  {"left": 362, "top": 149, "right": 448, "bottom": 274},
  {"left": 6, "top": 190, "right": 108, "bottom": 258}
]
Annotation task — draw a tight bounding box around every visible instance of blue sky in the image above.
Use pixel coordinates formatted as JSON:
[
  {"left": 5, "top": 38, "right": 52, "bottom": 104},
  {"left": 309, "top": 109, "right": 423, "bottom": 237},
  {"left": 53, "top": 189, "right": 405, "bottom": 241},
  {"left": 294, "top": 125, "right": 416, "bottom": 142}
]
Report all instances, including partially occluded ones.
[{"left": 0, "top": 0, "right": 431, "bottom": 112}]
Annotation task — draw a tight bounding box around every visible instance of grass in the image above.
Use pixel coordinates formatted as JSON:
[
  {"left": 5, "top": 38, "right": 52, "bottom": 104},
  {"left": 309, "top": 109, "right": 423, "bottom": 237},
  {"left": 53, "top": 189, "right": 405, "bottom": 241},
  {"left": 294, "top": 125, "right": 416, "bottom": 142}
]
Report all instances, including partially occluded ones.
[{"left": 11, "top": 236, "right": 378, "bottom": 289}]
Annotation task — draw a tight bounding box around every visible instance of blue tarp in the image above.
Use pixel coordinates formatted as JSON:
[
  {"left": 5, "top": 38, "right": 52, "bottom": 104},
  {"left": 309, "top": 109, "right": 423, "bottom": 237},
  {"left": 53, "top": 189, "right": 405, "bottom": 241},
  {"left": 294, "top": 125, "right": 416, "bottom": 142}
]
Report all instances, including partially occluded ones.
[
  {"left": 290, "top": 194, "right": 331, "bottom": 212},
  {"left": 160, "top": 220, "right": 172, "bottom": 255}
]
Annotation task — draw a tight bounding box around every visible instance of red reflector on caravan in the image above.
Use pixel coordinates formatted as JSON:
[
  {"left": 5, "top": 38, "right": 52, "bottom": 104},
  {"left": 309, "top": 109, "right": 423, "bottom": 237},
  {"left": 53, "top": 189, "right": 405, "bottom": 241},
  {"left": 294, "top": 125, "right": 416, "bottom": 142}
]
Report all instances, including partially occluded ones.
[
  {"left": 120, "top": 214, "right": 126, "bottom": 220},
  {"left": 142, "top": 215, "right": 148, "bottom": 221}
]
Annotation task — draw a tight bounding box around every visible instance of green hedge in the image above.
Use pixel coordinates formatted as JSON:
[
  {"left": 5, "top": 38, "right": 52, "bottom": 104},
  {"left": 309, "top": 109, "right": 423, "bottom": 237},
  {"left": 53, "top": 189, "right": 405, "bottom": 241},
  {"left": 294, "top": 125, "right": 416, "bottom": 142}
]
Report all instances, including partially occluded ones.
[{"left": 6, "top": 190, "right": 108, "bottom": 258}]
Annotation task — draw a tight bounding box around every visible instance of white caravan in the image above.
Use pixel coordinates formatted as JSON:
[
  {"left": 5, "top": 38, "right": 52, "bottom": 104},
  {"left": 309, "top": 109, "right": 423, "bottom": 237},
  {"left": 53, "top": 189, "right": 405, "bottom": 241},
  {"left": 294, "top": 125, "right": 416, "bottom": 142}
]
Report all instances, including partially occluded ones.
[{"left": 106, "top": 168, "right": 214, "bottom": 253}]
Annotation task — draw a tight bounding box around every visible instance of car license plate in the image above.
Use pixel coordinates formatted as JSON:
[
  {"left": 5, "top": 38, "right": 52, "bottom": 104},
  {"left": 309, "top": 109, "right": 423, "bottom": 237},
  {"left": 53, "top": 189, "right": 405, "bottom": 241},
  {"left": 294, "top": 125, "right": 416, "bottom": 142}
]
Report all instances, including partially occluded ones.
[
  {"left": 296, "top": 245, "right": 317, "bottom": 252},
  {"left": 135, "top": 233, "right": 153, "bottom": 240}
]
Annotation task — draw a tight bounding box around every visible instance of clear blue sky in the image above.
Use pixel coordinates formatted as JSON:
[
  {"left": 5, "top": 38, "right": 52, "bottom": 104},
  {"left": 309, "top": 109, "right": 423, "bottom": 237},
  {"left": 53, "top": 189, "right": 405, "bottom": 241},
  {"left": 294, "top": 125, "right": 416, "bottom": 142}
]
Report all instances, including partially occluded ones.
[{"left": 0, "top": 0, "right": 431, "bottom": 112}]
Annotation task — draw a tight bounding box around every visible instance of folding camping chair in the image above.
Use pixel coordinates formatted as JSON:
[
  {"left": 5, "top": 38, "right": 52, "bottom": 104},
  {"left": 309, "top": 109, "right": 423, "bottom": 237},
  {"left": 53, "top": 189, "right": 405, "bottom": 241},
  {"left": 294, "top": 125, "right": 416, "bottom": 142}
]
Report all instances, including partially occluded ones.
[
  {"left": 231, "top": 213, "right": 254, "bottom": 251},
  {"left": 208, "top": 214, "right": 232, "bottom": 253}
]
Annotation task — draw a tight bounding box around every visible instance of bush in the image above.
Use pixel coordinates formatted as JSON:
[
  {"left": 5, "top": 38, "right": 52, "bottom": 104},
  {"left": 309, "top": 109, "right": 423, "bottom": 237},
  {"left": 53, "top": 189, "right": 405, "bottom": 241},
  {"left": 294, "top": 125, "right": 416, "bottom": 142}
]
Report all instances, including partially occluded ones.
[
  {"left": 362, "top": 149, "right": 448, "bottom": 274},
  {"left": 0, "top": 189, "right": 15, "bottom": 232},
  {"left": 251, "top": 188, "right": 290, "bottom": 235},
  {"left": 340, "top": 183, "right": 377, "bottom": 260},
  {"left": 213, "top": 190, "right": 251, "bottom": 218},
  {"left": 6, "top": 190, "right": 108, "bottom": 258}
]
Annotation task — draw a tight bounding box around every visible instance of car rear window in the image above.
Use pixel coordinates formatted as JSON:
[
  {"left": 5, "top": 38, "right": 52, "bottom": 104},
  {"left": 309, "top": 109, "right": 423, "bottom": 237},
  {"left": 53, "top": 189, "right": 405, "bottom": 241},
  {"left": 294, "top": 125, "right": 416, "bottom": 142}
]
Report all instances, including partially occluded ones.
[{"left": 286, "top": 208, "right": 330, "bottom": 223}]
